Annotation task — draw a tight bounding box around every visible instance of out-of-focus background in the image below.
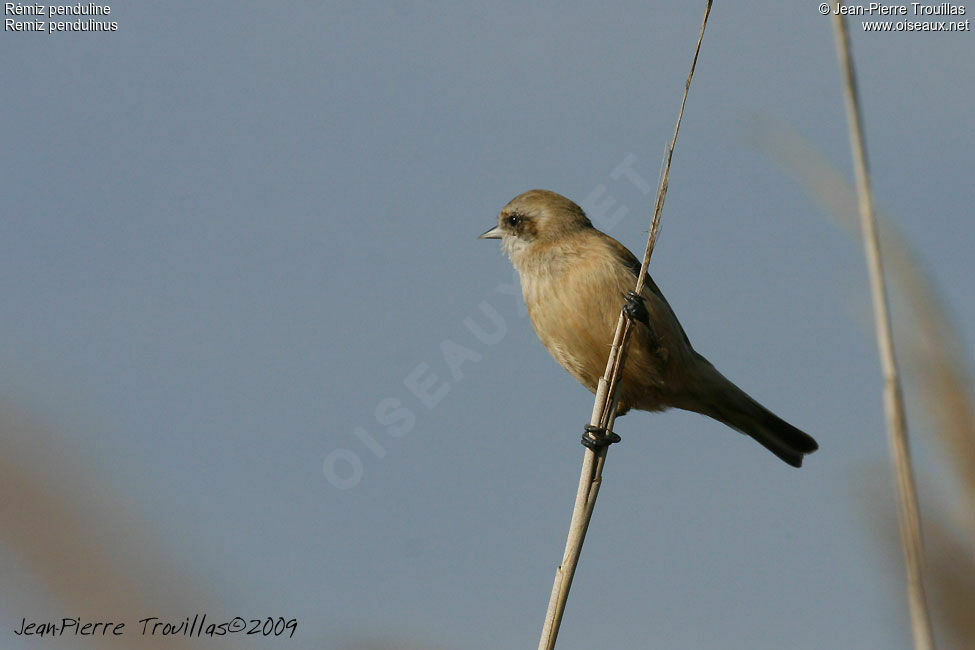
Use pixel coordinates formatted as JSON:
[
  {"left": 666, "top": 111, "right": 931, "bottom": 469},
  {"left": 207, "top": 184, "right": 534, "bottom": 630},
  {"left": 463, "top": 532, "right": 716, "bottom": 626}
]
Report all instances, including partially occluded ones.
[{"left": 2, "top": 3, "right": 973, "bottom": 649}]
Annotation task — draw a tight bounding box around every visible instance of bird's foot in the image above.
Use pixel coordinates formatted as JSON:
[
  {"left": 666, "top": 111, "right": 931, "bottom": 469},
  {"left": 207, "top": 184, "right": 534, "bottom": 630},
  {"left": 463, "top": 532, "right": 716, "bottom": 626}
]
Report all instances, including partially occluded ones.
[
  {"left": 581, "top": 424, "right": 621, "bottom": 450},
  {"left": 623, "top": 290, "right": 649, "bottom": 325},
  {"left": 623, "top": 290, "right": 664, "bottom": 356}
]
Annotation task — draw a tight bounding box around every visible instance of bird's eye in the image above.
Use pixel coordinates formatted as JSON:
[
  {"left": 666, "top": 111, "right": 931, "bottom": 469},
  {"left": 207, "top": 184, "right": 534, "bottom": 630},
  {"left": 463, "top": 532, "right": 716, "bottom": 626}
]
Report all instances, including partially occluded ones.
[{"left": 506, "top": 214, "right": 521, "bottom": 227}]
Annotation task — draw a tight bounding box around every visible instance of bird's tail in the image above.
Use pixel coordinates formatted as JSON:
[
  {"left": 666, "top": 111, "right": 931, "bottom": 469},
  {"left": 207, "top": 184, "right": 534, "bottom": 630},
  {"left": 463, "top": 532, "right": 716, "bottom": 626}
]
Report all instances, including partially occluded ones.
[{"left": 691, "top": 370, "right": 819, "bottom": 468}]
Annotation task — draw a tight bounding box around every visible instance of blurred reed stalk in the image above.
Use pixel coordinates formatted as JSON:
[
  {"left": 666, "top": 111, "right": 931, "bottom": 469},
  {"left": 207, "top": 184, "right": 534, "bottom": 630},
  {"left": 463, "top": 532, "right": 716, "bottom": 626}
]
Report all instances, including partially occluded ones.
[
  {"left": 746, "top": 117, "right": 975, "bottom": 535},
  {"left": 0, "top": 409, "right": 210, "bottom": 650},
  {"left": 747, "top": 114, "right": 975, "bottom": 650},
  {"left": 536, "top": 3, "right": 712, "bottom": 648},
  {"left": 831, "top": 7, "right": 936, "bottom": 650}
]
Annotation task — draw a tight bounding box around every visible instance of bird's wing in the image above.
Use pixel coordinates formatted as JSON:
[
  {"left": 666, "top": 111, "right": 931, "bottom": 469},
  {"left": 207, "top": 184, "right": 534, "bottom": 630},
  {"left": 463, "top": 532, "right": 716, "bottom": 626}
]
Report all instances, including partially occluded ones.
[{"left": 602, "top": 235, "right": 694, "bottom": 350}]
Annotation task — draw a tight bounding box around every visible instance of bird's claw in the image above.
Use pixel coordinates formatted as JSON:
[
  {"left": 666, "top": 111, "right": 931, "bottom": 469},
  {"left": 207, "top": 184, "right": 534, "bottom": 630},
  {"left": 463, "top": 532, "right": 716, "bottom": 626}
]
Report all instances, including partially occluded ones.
[
  {"left": 623, "top": 290, "right": 649, "bottom": 325},
  {"left": 624, "top": 290, "right": 664, "bottom": 356},
  {"left": 581, "top": 424, "right": 621, "bottom": 450}
]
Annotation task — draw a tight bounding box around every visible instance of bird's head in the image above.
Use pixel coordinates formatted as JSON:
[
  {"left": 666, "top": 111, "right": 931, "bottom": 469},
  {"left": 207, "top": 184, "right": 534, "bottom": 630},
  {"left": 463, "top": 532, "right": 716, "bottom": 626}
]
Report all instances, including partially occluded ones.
[{"left": 479, "top": 189, "right": 593, "bottom": 267}]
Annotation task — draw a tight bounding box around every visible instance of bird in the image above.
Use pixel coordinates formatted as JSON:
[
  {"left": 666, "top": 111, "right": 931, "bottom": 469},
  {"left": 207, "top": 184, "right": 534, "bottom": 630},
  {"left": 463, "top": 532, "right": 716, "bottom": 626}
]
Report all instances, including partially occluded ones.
[{"left": 479, "top": 189, "right": 819, "bottom": 467}]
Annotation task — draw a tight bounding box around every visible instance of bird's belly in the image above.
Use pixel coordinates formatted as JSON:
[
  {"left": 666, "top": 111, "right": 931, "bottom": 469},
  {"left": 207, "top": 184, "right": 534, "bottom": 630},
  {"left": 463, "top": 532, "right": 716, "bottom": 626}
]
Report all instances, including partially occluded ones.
[
  {"left": 524, "top": 283, "right": 614, "bottom": 394},
  {"left": 531, "top": 310, "right": 609, "bottom": 393}
]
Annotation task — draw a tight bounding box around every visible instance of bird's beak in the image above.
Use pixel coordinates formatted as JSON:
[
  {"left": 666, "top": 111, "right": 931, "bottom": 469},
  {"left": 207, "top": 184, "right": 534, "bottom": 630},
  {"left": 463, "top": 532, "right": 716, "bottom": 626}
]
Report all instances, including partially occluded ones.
[{"left": 478, "top": 225, "right": 503, "bottom": 240}]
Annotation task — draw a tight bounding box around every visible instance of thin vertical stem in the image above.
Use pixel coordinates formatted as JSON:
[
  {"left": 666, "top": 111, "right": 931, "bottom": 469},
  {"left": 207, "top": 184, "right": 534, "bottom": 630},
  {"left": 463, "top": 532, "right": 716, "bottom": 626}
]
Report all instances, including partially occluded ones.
[
  {"left": 537, "top": 3, "right": 712, "bottom": 648},
  {"left": 831, "top": 7, "right": 936, "bottom": 650}
]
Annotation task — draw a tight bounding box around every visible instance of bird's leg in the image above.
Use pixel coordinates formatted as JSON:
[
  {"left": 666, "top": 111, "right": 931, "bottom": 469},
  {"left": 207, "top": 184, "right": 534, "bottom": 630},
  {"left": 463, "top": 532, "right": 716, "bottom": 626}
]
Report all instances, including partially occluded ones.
[
  {"left": 581, "top": 424, "right": 621, "bottom": 449},
  {"left": 623, "top": 290, "right": 663, "bottom": 354}
]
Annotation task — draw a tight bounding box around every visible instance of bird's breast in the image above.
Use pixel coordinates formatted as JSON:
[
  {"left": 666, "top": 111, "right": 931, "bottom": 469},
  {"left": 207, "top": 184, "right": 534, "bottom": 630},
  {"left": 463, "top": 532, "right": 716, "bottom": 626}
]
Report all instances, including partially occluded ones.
[
  {"left": 516, "top": 237, "right": 693, "bottom": 412},
  {"left": 520, "top": 253, "right": 627, "bottom": 393}
]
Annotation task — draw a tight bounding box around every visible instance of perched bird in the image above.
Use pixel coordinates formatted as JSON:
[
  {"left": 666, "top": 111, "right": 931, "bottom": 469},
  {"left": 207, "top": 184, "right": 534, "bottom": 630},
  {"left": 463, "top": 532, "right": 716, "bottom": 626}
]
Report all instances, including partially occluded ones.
[{"left": 480, "top": 189, "right": 819, "bottom": 467}]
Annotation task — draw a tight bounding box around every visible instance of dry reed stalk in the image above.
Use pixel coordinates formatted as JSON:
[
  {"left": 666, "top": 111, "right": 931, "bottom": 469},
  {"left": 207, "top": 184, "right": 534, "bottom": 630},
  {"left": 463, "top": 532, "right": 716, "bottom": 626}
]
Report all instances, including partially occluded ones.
[
  {"left": 536, "top": 3, "right": 712, "bottom": 648},
  {"left": 749, "top": 118, "right": 975, "bottom": 650},
  {"left": 831, "top": 7, "right": 937, "bottom": 650},
  {"left": 748, "top": 119, "right": 975, "bottom": 534}
]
